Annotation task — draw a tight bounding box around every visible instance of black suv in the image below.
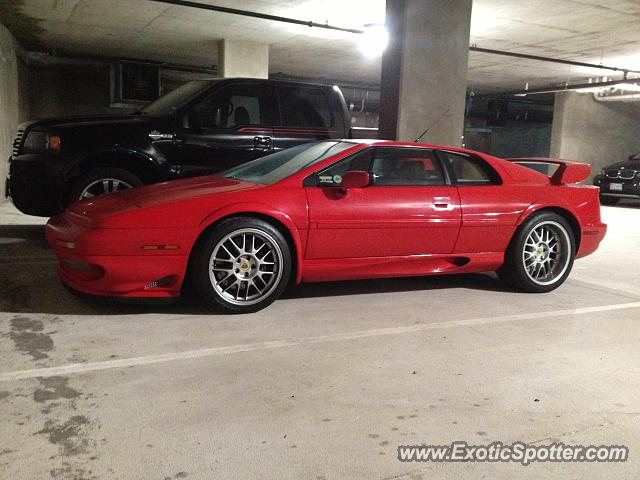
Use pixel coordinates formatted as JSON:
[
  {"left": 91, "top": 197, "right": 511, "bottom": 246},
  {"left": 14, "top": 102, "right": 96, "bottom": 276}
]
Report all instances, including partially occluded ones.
[
  {"left": 7, "top": 78, "right": 376, "bottom": 216},
  {"left": 593, "top": 152, "right": 640, "bottom": 205}
]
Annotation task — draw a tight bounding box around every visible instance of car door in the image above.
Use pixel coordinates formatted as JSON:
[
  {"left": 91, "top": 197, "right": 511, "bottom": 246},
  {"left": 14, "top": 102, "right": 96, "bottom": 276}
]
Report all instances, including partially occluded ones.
[
  {"left": 305, "top": 146, "right": 462, "bottom": 260},
  {"left": 438, "top": 149, "right": 525, "bottom": 254},
  {"left": 271, "top": 84, "right": 344, "bottom": 152},
  {"left": 168, "top": 82, "right": 276, "bottom": 176}
]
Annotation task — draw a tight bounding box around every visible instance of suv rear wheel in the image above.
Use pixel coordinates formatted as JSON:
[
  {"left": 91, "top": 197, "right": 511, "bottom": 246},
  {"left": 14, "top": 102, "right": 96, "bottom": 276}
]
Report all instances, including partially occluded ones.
[{"left": 70, "top": 167, "right": 143, "bottom": 202}]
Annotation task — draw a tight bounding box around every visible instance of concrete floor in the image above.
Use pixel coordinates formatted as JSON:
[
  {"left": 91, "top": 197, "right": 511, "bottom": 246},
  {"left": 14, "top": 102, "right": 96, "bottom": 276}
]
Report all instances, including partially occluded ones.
[{"left": 1, "top": 200, "right": 640, "bottom": 479}]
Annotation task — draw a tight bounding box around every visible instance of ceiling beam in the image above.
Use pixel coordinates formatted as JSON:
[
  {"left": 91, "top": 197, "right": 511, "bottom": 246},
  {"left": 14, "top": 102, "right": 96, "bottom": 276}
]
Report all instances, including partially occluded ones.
[
  {"left": 147, "top": 0, "right": 364, "bottom": 34},
  {"left": 475, "top": 78, "right": 639, "bottom": 97},
  {"left": 470, "top": 46, "right": 640, "bottom": 76}
]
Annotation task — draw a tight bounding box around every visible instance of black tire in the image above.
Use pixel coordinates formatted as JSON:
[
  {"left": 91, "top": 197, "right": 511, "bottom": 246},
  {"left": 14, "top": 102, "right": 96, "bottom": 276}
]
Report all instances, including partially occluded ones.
[
  {"left": 70, "top": 167, "right": 143, "bottom": 203},
  {"left": 599, "top": 195, "right": 619, "bottom": 206},
  {"left": 190, "top": 218, "right": 292, "bottom": 313},
  {"left": 497, "top": 212, "right": 575, "bottom": 293}
]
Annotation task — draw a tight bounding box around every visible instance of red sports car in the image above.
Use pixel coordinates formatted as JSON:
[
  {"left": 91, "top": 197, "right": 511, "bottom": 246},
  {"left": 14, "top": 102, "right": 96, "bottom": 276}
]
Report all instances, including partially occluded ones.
[{"left": 46, "top": 140, "right": 606, "bottom": 313}]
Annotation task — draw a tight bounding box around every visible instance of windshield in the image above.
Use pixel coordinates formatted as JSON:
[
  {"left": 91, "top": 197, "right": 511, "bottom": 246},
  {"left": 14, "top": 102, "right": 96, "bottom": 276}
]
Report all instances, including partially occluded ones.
[
  {"left": 140, "top": 80, "right": 214, "bottom": 117},
  {"left": 222, "top": 141, "right": 357, "bottom": 185}
]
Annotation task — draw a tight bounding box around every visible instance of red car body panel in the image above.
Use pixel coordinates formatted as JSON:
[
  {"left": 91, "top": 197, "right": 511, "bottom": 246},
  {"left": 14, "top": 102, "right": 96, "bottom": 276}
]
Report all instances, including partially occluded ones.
[{"left": 45, "top": 141, "right": 607, "bottom": 298}]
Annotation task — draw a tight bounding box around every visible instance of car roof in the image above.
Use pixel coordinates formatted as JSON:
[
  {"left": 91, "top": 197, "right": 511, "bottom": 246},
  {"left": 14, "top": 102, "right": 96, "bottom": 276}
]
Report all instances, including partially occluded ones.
[
  {"left": 340, "top": 139, "right": 474, "bottom": 153},
  {"left": 198, "top": 77, "right": 340, "bottom": 89}
]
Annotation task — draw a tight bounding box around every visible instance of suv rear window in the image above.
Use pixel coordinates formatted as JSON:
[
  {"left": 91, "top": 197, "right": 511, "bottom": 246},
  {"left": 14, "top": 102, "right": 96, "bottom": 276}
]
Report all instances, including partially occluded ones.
[{"left": 278, "top": 86, "right": 332, "bottom": 128}]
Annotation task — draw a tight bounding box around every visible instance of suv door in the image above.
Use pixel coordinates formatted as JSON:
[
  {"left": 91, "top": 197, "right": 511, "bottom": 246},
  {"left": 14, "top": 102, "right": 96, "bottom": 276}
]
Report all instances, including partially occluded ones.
[
  {"left": 305, "top": 147, "right": 462, "bottom": 259},
  {"left": 272, "top": 85, "right": 343, "bottom": 152},
  {"left": 169, "top": 82, "right": 276, "bottom": 176}
]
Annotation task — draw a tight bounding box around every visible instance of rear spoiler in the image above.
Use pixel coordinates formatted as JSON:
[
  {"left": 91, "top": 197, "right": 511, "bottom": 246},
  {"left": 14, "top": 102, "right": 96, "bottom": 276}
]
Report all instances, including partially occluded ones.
[{"left": 508, "top": 157, "right": 592, "bottom": 185}]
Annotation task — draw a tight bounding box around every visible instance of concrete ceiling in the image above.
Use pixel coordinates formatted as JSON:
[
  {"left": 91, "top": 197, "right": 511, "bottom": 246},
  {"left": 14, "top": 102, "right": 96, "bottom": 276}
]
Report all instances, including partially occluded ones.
[{"left": 2, "top": 0, "right": 640, "bottom": 93}]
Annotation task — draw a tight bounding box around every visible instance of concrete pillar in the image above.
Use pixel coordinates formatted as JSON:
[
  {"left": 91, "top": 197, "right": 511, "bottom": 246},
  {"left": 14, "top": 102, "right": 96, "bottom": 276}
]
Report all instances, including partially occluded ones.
[
  {"left": 550, "top": 92, "right": 640, "bottom": 179},
  {"left": 0, "top": 23, "right": 28, "bottom": 201},
  {"left": 379, "top": 0, "right": 472, "bottom": 145},
  {"left": 217, "top": 39, "right": 269, "bottom": 79}
]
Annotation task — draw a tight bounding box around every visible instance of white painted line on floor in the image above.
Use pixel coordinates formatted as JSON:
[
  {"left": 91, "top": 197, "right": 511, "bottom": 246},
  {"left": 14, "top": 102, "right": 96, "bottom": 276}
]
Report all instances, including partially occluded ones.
[{"left": 1, "top": 301, "right": 640, "bottom": 383}]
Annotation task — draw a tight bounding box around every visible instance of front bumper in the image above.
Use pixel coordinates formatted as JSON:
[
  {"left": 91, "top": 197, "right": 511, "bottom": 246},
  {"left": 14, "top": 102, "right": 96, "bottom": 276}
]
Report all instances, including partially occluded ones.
[
  {"left": 594, "top": 177, "right": 640, "bottom": 199},
  {"left": 7, "top": 154, "right": 70, "bottom": 216},
  {"left": 46, "top": 213, "right": 196, "bottom": 298},
  {"left": 56, "top": 253, "right": 187, "bottom": 298}
]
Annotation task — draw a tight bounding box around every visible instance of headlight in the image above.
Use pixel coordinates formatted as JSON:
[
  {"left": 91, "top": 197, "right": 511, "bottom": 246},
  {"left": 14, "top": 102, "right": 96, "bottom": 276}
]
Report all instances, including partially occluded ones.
[{"left": 22, "top": 131, "right": 62, "bottom": 154}]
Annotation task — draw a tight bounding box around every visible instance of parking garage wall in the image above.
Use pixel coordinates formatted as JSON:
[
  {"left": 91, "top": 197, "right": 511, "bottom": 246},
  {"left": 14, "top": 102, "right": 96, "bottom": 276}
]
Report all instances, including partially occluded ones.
[
  {"left": 28, "top": 63, "right": 123, "bottom": 118},
  {"left": 25, "top": 56, "right": 213, "bottom": 119},
  {"left": 551, "top": 92, "right": 640, "bottom": 177},
  {"left": 0, "top": 23, "right": 28, "bottom": 200},
  {"left": 464, "top": 118, "right": 551, "bottom": 158}
]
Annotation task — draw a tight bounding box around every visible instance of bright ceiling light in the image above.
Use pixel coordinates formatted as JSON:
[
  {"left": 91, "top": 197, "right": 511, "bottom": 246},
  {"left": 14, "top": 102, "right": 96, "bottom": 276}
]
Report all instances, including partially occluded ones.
[{"left": 359, "top": 24, "right": 388, "bottom": 58}]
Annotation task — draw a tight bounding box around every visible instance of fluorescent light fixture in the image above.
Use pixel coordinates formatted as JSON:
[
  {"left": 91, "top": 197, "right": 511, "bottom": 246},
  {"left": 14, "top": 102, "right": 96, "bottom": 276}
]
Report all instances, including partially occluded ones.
[
  {"left": 615, "top": 82, "right": 640, "bottom": 92},
  {"left": 576, "top": 81, "right": 640, "bottom": 93},
  {"left": 359, "top": 24, "right": 388, "bottom": 58}
]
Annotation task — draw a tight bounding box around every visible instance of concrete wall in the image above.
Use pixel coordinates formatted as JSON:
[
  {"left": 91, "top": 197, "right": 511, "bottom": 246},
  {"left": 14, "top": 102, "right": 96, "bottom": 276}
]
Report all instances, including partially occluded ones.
[
  {"left": 0, "top": 23, "right": 28, "bottom": 201},
  {"left": 550, "top": 92, "right": 640, "bottom": 177},
  {"left": 29, "top": 63, "right": 119, "bottom": 118},
  {"left": 465, "top": 118, "right": 551, "bottom": 158},
  {"left": 27, "top": 62, "right": 212, "bottom": 119}
]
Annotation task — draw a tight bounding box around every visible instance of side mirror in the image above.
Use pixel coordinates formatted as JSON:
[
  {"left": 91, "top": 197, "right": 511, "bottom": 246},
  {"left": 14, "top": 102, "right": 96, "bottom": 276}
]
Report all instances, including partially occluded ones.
[{"left": 340, "top": 170, "right": 370, "bottom": 189}]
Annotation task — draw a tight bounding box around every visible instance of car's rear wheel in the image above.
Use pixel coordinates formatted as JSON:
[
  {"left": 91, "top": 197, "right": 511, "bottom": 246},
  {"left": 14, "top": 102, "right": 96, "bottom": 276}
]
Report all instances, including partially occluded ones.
[
  {"left": 70, "top": 168, "right": 143, "bottom": 202},
  {"left": 190, "top": 218, "right": 292, "bottom": 313},
  {"left": 497, "top": 212, "right": 575, "bottom": 293},
  {"left": 599, "top": 195, "right": 619, "bottom": 206}
]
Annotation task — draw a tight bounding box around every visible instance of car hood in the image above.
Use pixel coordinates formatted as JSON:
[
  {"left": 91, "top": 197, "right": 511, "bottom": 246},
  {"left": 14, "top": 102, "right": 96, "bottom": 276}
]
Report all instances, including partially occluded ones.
[
  {"left": 602, "top": 160, "right": 640, "bottom": 170},
  {"left": 20, "top": 114, "right": 157, "bottom": 132},
  {"left": 66, "top": 176, "right": 263, "bottom": 228}
]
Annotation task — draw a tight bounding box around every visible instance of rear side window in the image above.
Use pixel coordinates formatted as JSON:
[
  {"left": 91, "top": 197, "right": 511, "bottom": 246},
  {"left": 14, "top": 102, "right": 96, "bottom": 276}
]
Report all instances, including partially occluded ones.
[
  {"left": 439, "top": 151, "right": 501, "bottom": 185},
  {"left": 189, "top": 84, "right": 264, "bottom": 129},
  {"left": 515, "top": 161, "right": 559, "bottom": 176},
  {"left": 371, "top": 147, "right": 445, "bottom": 186},
  {"left": 278, "top": 86, "right": 332, "bottom": 128}
]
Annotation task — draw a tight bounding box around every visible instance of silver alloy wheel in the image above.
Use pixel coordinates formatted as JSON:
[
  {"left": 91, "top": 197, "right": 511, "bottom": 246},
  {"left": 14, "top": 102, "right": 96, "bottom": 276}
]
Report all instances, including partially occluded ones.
[
  {"left": 522, "top": 220, "right": 571, "bottom": 286},
  {"left": 208, "top": 228, "right": 284, "bottom": 306},
  {"left": 79, "top": 178, "right": 133, "bottom": 199}
]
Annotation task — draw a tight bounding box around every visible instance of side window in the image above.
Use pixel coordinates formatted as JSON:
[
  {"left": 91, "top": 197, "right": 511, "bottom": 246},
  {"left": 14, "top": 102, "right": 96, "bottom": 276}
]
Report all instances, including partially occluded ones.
[
  {"left": 278, "top": 86, "right": 333, "bottom": 128},
  {"left": 310, "top": 148, "right": 373, "bottom": 187},
  {"left": 439, "top": 151, "right": 500, "bottom": 185},
  {"left": 370, "top": 148, "right": 445, "bottom": 186},
  {"left": 189, "top": 85, "right": 263, "bottom": 129}
]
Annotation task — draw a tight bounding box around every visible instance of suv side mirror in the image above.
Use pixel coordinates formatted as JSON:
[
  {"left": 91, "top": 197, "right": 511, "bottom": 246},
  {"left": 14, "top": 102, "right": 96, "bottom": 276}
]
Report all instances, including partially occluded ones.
[{"left": 340, "top": 170, "right": 370, "bottom": 189}]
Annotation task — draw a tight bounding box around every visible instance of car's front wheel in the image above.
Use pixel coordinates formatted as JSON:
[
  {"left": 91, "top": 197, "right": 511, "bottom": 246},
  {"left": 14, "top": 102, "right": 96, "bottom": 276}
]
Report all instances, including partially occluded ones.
[
  {"left": 497, "top": 212, "right": 575, "bottom": 293},
  {"left": 190, "top": 218, "right": 292, "bottom": 313}
]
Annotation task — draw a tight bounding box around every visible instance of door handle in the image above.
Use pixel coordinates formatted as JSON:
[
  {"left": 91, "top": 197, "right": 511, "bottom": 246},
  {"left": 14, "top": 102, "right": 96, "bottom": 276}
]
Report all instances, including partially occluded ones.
[
  {"left": 433, "top": 196, "right": 453, "bottom": 210},
  {"left": 253, "top": 135, "right": 272, "bottom": 151}
]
